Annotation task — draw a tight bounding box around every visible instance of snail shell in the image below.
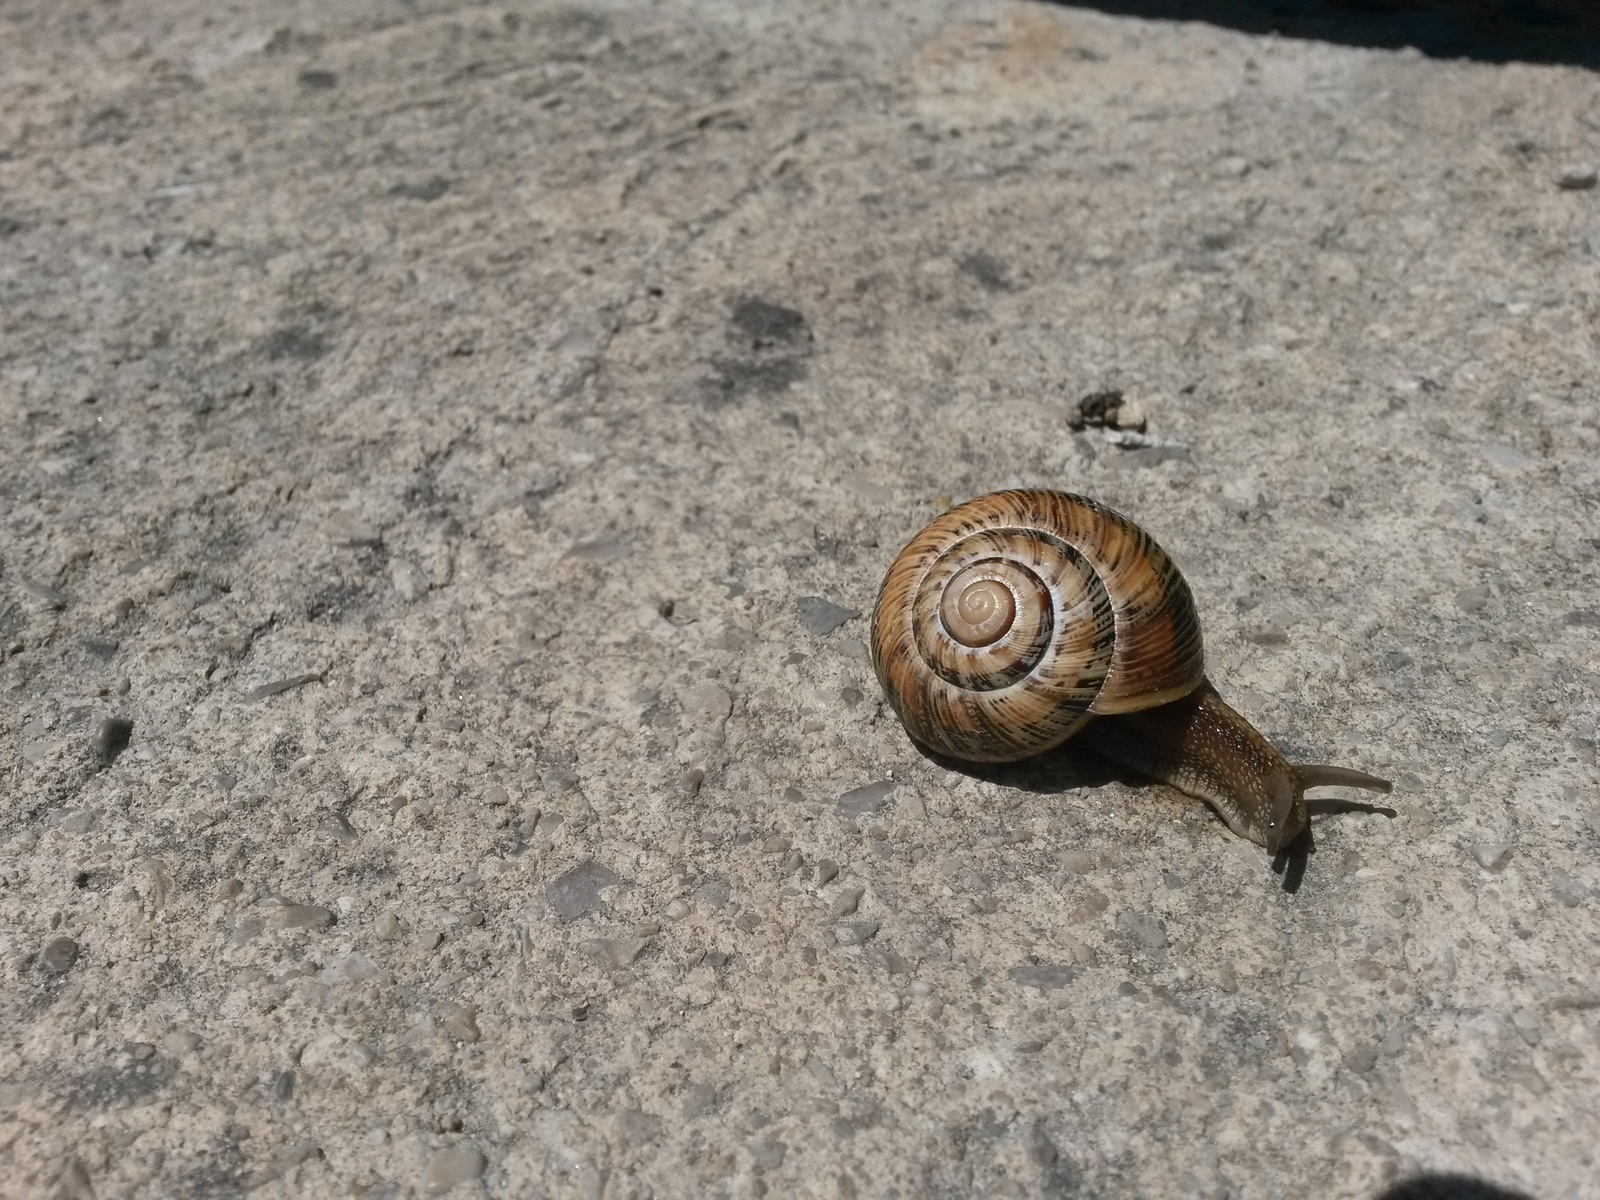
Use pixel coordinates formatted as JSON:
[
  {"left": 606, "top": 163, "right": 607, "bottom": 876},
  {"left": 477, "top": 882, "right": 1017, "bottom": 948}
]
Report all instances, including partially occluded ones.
[
  {"left": 870, "top": 489, "right": 1204, "bottom": 761},
  {"left": 870, "top": 489, "right": 1392, "bottom": 852}
]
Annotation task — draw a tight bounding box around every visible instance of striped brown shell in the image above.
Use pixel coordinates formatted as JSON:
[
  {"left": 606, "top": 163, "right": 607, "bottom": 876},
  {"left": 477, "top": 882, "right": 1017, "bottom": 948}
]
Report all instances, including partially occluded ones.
[{"left": 870, "top": 490, "right": 1206, "bottom": 762}]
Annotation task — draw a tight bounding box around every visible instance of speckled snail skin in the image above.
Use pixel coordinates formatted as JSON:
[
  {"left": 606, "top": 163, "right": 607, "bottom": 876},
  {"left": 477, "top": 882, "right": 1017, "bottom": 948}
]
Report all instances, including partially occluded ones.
[{"left": 869, "top": 489, "right": 1392, "bottom": 853}]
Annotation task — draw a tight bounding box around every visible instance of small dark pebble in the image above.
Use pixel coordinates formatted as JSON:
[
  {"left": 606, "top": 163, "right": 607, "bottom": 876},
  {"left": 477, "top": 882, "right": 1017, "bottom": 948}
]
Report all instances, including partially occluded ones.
[
  {"left": 82, "top": 638, "right": 120, "bottom": 660},
  {"left": 959, "top": 251, "right": 1012, "bottom": 291},
  {"left": 41, "top": 936, "right": 80, "bottom": 975},
  {"left": 1557, "top": 166, "right": 1598, "bottom": 191},
  {"left": 273, "top": 1070, "right": 296, "bottom": 1101},
  {"left": 731, "top": 297, "right": 809, "bottom": 347},
  {"left": 389, "top": 176, "right": 452, "bottom": 202},
  {"left": 93, "top": 717, "right": 134, "bottom": 765}
]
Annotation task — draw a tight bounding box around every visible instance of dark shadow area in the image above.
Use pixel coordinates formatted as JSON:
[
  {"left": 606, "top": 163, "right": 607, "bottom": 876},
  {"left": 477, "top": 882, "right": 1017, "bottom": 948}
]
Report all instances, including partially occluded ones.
[
  {"left": 1049, "top": 0, "right": 1600, "bottom": 68},
  {"left": 1376, "top": 1174, "right": 1537, "bottom": 1200},
  {"left": 912, "top": 729, "right": 1145, "bottom": 795},
  {"left": 921, "top": 715, "right": 1400, "bottom": 894}
]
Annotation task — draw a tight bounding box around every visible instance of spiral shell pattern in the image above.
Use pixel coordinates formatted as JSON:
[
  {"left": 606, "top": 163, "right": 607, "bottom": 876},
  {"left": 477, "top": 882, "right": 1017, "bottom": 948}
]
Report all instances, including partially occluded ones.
[{"left": 871, "top": 490, "right": 1206, "bottom": 762}]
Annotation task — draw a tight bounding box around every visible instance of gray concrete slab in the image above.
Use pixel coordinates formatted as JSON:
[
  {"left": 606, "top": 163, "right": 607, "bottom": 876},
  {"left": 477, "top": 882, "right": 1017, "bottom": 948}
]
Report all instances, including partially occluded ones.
[{"left": 2, "top": 1, "right": 1597, "bottom": 1196}]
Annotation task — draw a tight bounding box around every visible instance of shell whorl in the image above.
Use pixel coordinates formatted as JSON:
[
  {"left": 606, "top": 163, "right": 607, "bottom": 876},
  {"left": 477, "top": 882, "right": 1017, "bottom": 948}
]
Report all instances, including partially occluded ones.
[{"left": 870, "top": 490, "right": 1207, "bottom": 762}]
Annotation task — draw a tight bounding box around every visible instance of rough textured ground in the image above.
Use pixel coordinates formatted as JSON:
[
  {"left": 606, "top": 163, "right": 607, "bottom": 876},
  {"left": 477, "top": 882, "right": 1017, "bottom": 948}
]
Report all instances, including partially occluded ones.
[{"left": 2, "top": 1, "right": 1598, "bottom": 1197}]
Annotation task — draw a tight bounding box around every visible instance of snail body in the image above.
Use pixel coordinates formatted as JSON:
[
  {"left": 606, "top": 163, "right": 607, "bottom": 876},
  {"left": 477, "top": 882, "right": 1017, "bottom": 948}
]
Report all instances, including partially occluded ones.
[{"left": 869, "top": 490, "right": 1391, "bottom": 852}]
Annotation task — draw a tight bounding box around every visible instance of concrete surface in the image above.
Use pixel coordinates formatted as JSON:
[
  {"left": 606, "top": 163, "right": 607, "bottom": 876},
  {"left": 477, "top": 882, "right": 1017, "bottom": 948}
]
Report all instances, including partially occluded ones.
[{"left": 2, "top": 1, "right": 1598, "bottom": 1196}]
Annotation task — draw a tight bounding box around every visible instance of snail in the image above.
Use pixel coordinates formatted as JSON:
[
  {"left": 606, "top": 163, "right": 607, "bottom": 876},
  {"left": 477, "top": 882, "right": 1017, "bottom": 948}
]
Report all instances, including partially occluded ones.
[{"left": 869, "top": 489, "right": 1391, "bottom": 853}]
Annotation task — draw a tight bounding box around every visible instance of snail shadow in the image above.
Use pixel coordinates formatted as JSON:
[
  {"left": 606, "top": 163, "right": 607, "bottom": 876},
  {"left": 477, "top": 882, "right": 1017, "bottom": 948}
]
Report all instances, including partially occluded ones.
[
  {"left": 918, "top": 724, "right": 1398, "bottom": 896},
  {"left": 1375, "top": 1174, "right": 1535, "bottom": 1200},
  {"left": 914, "top": 734, "right": 1139, "bottom": 796}
]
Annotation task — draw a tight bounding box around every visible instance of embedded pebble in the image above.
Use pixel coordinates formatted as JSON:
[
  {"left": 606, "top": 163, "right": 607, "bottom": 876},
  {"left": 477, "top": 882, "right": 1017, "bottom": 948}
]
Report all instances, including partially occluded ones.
[
  {"left": 834, "top": 921, "right": 879, "bottom": 946},
  {"left": 391, "top": 558, "right": 429, "bottom": 601},
  {"left": 1342, "top": 1044, "right": 1379, "bottom": 1074},
  {"left": 1512, "top": 1008, "right": 1541, "bottom": 1046},
  {"left": 696, "top": 878, "right": 732, "bottom": 908},
  {"left": 617, "top": 1109, "right": 662, "bottom": 1148},
  {"left": 438, "top": 1002, "right": 481, "bottom": 1043},
  {"left": 92, "top": 717, "right": 134, "bottom": 765},
  {"left": 41, "top": 936, "right": 80, "bottom": 974},
  {"left": 164, "top": 1030, "right": 202, "bottom": 1056},
  {"left": 829, "top": 885, "right": 865, "bottom": 919},
  {"left": 60, "top": 809, "right": 97, "bottom": 835},
  {"left": 1115, "top": 911, "right": 1168, "bottom": 950},
  {"left": 682, "top": 682, "right": 733, "bottom": 722},
  {"left": 546, "top": 861, "right": 623, "bottom": 921},
  {"left": 750, "top": 1139, "right": 787, "bottom": 1169},
  {"left": 582, "top": 937, "right": 648, "bottom": 969},
  {"left": 838, "top": 781, "right": 896, "bottom": 817},
  {"left": 23, "top": 579, "right": 71, "bottom": 608},
  {"left": 815, "top": 859, "right": 840, "bottom": 886},
  {"left": 327, "top": 513, "right": 382, "bottom": 547},
  {"left": 1008, "top": 964, "right": 1077, "bottom": 990},
  {"left": 795, "top": 596, "right": 859, "bottom": 635},
  {"left": 1549, "top": 868, "right": 1588, "bottom": 907},
  {"left": 665, "top": 899, "right": 691, "bottom": 920},
  {"left": 375, "top": 912, "right": 401, "bottom": 940},
  {"left": 272, "top": 905, "right": 334, "bottom": 930},
  {"left": 1469, "top": 843, "right": 1513, "bottom": 872},
  {"left": 681, "top": 1082, "right": 718, "bottom": 1117},
  {"left": 1483, "top": 444, "right": 1536, "bottom": 470},
  {"left": 564, "top": 535, "right": 630, "bottom": 561},
  {"left": 423, "top": 1146, "right": 486, "bottom": 1195},
  {"left": 245, "top": 674, "right": 321, "bottom": 702},
  {"left": 321, "top": 811, "right": 357, "bottom": 846}
]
